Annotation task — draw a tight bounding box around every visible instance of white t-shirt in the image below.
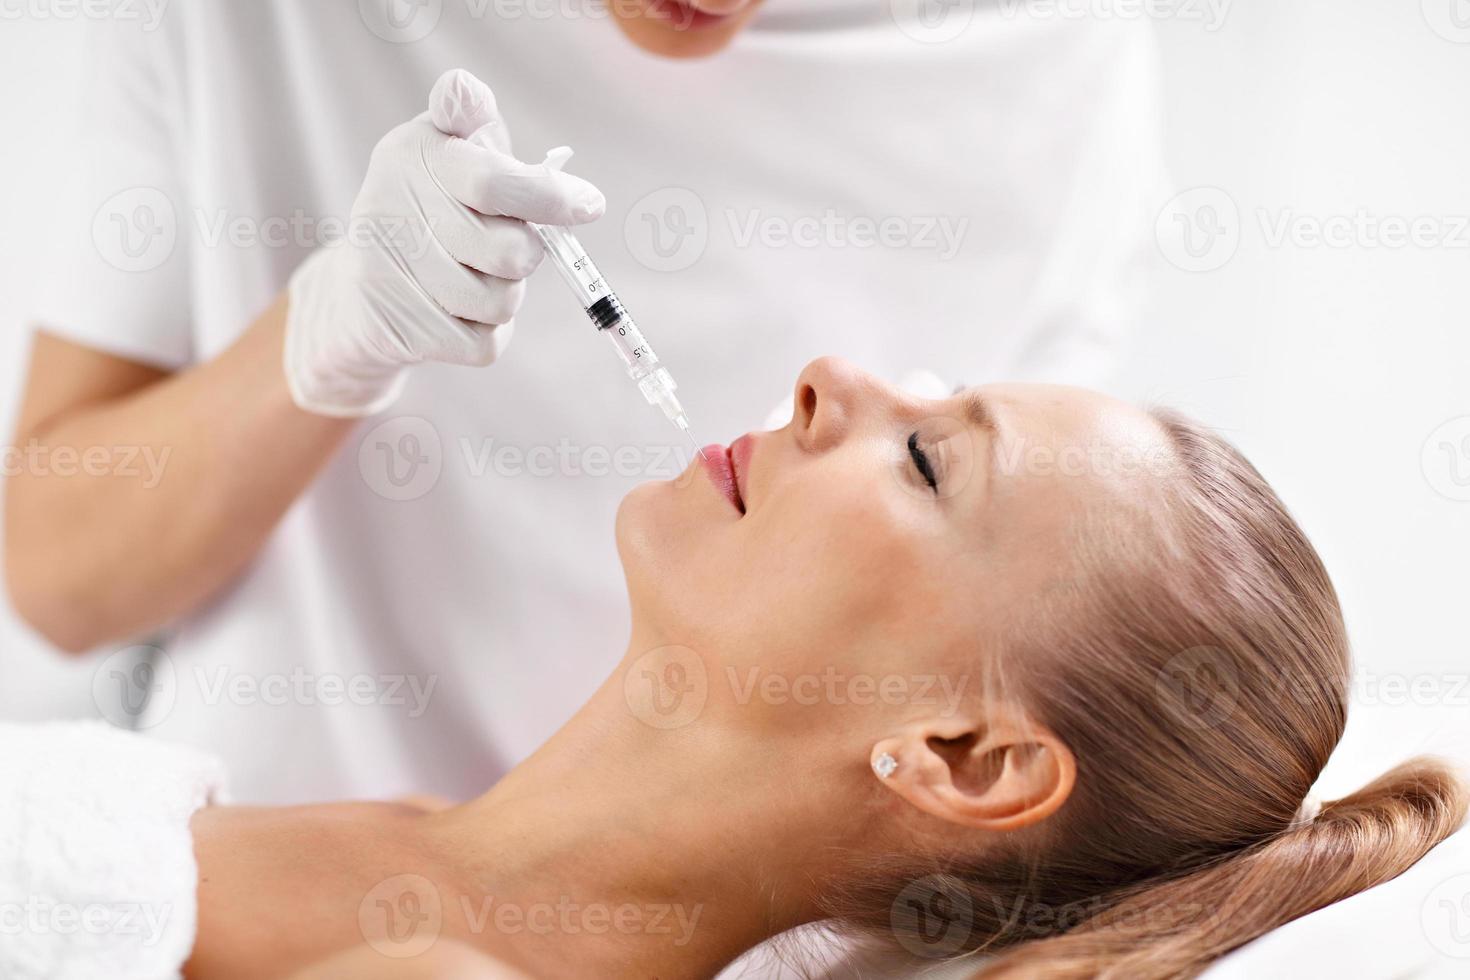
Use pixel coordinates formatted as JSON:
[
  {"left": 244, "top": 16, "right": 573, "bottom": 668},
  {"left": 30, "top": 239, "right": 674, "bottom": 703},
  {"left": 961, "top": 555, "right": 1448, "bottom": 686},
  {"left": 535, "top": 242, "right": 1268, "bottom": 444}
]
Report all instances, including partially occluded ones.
[{"left": 38, "top": 0, "right": 1164, "bottom": 803}]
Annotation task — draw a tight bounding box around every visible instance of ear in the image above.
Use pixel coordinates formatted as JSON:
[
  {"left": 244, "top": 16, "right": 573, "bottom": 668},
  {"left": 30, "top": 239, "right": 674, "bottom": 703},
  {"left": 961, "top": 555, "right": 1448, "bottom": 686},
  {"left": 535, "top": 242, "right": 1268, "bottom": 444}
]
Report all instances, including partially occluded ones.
[{"left": 871, "top": 713, "right": 1075, "bottom": 832}]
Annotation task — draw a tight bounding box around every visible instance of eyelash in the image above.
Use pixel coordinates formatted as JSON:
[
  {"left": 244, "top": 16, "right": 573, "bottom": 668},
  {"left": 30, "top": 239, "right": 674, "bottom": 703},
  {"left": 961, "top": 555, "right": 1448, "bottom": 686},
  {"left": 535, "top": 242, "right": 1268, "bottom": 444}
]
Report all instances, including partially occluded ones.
[{"left": 907, "top": 432, "right": 938, "bottom": 493}]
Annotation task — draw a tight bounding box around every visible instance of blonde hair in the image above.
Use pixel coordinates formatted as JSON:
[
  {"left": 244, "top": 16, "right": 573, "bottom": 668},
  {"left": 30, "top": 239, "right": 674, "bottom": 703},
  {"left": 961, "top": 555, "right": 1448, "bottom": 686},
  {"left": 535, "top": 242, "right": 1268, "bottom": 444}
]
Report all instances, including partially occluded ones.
[{"left": 829, "top": 411, "right": 1466, "bottom": 978}]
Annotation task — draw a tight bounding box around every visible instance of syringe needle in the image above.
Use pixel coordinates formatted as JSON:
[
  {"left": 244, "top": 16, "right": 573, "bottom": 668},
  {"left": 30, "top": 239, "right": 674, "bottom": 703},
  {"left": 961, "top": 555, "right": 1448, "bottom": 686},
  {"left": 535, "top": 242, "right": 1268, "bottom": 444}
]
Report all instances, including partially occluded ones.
[{"left": 681, "top": 426, "right": 707, "bottom": 462}]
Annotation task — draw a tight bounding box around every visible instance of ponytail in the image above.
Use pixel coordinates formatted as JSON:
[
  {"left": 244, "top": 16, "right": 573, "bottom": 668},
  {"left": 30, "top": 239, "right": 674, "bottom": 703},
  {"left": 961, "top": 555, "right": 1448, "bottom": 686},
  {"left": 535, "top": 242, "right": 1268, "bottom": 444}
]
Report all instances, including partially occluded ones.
[{"left": 971, "top": 757, "right": 1467, "bottom": 978}]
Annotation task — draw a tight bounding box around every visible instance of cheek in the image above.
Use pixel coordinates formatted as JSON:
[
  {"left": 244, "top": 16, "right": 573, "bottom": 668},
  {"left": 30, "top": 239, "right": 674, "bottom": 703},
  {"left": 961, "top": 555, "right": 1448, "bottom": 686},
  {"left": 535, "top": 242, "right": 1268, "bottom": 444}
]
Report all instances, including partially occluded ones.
[{"left": 723, "top": 487, "right": 933, "bottom": 664}]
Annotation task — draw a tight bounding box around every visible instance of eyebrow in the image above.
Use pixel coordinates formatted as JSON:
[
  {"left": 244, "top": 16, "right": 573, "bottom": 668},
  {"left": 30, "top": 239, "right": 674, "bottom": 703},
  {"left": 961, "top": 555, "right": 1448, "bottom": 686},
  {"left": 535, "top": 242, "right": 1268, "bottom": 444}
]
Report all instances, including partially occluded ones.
[
  {"left": 958, "top": 389, "right": 999, "bottom": 434},
  {"left": 953, "top": 389, "right": 1000, "bottom": 493}
]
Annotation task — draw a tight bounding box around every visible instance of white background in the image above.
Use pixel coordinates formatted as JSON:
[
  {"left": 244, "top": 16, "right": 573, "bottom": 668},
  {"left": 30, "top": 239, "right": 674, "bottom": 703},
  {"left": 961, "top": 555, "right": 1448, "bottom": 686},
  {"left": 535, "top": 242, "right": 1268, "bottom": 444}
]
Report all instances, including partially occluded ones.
[{"left": 1, "top": 2, "right": 1467, "bottom": 789}]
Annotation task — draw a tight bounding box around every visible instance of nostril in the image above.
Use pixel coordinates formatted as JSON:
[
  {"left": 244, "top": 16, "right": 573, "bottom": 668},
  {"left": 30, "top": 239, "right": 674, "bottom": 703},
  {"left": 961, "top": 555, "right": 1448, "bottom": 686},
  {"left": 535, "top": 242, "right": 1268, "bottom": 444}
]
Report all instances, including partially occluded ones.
[{"left": 799, "top": 383, "right": 817, "bottom": 424}]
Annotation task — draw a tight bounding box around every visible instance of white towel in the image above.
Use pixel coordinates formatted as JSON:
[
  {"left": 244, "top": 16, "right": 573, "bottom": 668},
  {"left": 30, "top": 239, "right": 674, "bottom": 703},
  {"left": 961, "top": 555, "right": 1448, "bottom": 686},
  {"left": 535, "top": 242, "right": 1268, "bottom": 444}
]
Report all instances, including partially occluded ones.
[{"left": 0, "top": 721, "right": 227, "bottom": 980}]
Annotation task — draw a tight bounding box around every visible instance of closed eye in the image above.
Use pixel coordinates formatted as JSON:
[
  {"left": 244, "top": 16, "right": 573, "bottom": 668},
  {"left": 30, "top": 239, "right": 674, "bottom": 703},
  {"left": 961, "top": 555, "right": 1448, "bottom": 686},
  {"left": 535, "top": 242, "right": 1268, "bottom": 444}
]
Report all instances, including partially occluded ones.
[{"left": 908, "top": 432, "right": 938, "bottom": 492}]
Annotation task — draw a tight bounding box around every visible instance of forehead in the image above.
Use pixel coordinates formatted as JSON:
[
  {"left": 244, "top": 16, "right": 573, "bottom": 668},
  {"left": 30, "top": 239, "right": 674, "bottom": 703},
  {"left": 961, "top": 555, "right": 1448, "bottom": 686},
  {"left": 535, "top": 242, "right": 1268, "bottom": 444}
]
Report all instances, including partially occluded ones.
[{"left": 969, "top": 383, "right": 1176, "bottom": 509}]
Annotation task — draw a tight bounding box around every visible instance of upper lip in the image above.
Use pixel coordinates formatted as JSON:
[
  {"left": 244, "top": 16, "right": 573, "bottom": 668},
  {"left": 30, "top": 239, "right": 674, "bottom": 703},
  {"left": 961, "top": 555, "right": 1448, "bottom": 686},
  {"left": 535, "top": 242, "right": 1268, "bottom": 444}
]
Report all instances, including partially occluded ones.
[{"left": 699, "top": 434, "right": 754, "bottom": 515}]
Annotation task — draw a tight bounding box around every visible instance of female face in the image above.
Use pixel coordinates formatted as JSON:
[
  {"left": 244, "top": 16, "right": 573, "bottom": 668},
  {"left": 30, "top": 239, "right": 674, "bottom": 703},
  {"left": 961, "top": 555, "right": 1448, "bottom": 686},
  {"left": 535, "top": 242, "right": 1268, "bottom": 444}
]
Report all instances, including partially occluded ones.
[
  {"left": 616, "top": 357, "right": 1176, "bottom": 730},
  {"left": 609, "top": 0, "right": 765, "bottom": 59}
]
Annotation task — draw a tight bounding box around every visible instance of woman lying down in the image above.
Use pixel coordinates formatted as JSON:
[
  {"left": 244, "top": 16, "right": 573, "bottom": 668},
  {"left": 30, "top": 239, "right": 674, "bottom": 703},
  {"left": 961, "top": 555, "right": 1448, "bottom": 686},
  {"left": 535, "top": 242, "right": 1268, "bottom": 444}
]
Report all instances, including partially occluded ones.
[{"left": 9, "top": 358, "right": 1465, "bottom": 979}]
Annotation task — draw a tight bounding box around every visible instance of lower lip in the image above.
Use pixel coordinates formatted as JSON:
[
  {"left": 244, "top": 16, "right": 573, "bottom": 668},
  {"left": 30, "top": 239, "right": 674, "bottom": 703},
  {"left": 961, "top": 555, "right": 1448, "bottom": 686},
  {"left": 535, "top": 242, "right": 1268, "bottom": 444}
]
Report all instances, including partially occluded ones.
[
  {"left": 643, "top": 0, "right": 738, "bottom": 30},
  {"left": 699, "top": 445, "right": 744, "bottom": 514}
]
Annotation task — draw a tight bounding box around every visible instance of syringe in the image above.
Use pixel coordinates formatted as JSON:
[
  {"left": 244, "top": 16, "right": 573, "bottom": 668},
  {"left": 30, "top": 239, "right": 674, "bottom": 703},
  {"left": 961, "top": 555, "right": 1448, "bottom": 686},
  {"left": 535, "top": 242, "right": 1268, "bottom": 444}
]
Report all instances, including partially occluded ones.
[{"left": 532, "top": 147, "right": 705, "bottom": 461}]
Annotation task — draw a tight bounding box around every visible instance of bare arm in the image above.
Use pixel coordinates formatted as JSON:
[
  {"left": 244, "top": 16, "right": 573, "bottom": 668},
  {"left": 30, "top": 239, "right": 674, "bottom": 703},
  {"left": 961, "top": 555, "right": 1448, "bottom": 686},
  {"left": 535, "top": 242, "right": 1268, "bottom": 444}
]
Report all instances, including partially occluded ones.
[{"left": 3, "top": 294, "right": 354, "bottom": 652}]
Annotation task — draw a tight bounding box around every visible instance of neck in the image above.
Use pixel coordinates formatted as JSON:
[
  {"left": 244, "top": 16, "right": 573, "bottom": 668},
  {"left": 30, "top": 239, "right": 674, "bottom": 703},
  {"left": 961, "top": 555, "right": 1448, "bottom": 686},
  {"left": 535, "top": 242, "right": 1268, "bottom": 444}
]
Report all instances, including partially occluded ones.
[{"left": 424, "top": 637, "right": 861, "bottom": 978}]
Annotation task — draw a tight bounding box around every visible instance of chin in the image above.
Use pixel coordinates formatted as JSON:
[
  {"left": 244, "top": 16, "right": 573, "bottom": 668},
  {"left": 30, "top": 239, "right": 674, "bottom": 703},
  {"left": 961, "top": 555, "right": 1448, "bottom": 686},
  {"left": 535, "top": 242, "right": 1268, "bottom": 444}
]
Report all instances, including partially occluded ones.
[
  {"left": 609, "top": 6, "right": 760, "bottom": 59},
  {"left": 614, "top": 480, "right": 678, "bottom": 597}
]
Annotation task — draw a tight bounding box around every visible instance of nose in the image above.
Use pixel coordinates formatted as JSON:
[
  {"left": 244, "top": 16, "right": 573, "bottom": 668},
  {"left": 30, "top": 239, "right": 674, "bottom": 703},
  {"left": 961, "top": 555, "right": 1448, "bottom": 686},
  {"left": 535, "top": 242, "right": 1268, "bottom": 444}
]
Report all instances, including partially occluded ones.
[{"left": 791, "top": 356, "right": 868, "bottom": 453}]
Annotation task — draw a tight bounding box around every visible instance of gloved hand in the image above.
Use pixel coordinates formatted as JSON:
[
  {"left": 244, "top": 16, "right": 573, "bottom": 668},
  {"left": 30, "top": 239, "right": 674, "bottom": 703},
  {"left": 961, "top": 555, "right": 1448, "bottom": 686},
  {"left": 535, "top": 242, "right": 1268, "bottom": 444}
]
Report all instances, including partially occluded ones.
[{"left": 285, "top": 69, "right": 605, "bottom": 417}]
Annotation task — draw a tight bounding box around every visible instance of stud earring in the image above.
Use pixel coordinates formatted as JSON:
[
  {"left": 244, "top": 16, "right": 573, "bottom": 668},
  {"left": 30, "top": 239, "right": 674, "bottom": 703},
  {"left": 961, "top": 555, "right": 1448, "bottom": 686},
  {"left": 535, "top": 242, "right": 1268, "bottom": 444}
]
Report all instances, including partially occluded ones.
[{"left": 872, "top": 752, "right": 898, "bottom": 779}]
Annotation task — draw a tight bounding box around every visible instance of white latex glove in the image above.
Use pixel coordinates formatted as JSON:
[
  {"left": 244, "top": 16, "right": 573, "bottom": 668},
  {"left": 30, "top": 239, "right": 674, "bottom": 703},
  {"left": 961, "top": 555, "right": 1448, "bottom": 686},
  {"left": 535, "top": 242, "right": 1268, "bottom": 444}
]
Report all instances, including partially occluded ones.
[
  {"left": 285, "top": 69, "right": 605, "bottom": 417},
  {"left": 762, "top": 368, "right": 953, "bottom": 430}
]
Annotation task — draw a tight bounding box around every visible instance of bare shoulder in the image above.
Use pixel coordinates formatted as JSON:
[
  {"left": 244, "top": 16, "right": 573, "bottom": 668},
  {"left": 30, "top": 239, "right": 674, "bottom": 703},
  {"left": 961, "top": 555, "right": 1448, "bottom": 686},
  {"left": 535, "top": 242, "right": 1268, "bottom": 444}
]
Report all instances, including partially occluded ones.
[
  {"left": 287, "top": 938, "right": 531, "bottom": 979},
  {"left": 187, "top": 802, "right": 461, "bottom": 980}
]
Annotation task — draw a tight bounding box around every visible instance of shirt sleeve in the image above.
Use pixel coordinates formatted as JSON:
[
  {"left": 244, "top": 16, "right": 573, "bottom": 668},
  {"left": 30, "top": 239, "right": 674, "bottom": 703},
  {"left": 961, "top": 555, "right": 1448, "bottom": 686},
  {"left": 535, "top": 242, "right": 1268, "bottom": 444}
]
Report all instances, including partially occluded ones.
[{"left": 31, "top": 17, "right": 193, "bottom": 370}]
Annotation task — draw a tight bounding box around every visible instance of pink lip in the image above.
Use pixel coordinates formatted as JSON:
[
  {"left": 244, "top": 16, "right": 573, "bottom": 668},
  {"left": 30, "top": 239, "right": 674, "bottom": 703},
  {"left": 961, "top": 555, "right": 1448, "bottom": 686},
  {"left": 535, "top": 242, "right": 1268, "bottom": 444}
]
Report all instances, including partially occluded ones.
[
  {"left": 643, "top": 0, "right": 737, "bottom": 30},
  {"left": 729, "top": 434, "right": 755, "bottom": 511},
  {"left": 699, "top": 440, "right": 746, "bottom": 515}
]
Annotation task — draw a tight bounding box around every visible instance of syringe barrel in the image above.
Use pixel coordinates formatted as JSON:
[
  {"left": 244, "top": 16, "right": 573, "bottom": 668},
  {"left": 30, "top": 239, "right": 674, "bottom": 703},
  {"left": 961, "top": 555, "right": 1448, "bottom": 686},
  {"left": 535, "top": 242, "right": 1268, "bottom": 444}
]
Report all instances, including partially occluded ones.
[
  {"left": 532, "top": 219, "right": 688, "bottom": 425},
  {"left": 533, "top": 224, "right": 607, "bottom": 312},
  {"left": 596, "top": 299, "right": 665, "bottom": 381}
]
